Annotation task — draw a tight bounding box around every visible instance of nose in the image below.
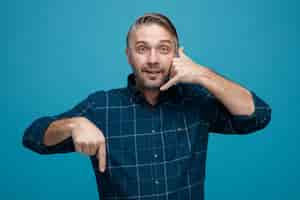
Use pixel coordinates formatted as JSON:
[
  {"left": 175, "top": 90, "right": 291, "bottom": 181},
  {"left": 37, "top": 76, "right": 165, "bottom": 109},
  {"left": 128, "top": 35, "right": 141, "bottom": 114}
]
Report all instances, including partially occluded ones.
[{"left": 147, "top": 48, "right": 159, "bottom": 65}]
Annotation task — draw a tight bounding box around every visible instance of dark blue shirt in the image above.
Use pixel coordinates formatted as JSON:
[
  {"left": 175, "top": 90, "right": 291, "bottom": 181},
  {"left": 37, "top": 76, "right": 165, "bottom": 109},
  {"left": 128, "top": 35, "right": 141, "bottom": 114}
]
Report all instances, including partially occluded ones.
[{"left": 23, "top": 73, "right": 271, "bottom": 200}]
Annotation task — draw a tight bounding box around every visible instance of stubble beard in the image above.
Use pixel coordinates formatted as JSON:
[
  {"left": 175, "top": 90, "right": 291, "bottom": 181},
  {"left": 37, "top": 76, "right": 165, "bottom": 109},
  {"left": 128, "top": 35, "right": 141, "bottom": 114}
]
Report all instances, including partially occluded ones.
[{"left": 134, "top": 69, "right": 169, "bottom": 91}]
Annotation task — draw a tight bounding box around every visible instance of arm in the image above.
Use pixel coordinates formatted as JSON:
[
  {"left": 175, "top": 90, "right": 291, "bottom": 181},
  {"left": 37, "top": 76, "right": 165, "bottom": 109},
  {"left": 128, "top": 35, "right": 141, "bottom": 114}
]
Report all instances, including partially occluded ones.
[
  {"left": 191, "top": 68, "right": 271, "bottom": 134},
  {"left": 43, "top": 118, "right": 77, "bottom": 146},
  {"left": 192, "top": 68, "right": 255, "bottom": 116},
  {"left": 22, "top": 94, "right": 92, "bottom": 154},
  {"left": 160, "top": 47, "right": 272, "bottom": 134},
  {"left": 22, "top": 116, "right": 76, "bottom": 154},
  {"left": 22, "top": 92, "right": 107, "bottom": 172}
]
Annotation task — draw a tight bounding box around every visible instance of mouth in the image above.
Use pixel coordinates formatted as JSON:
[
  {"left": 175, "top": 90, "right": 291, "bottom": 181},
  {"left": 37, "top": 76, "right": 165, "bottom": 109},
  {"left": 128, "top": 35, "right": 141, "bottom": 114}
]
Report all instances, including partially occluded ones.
[
  {"left": 143, "top": 68, "right": 162, "bottom": 73},
  {"left": 143, "top": 69, "right": 161, "bottom": 74},
  {"left": 146, "top": 70, "right": 160, "bottom": 76},
  {"left": 143, "top": 70, "right": 162, "bottom": 80}
]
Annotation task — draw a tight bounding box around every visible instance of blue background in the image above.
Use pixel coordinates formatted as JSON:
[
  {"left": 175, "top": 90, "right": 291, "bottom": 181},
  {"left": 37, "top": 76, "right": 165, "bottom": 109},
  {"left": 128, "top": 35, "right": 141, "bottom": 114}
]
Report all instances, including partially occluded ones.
[{"left": 2, "top": 0, "right": 299, "bottom": 199}]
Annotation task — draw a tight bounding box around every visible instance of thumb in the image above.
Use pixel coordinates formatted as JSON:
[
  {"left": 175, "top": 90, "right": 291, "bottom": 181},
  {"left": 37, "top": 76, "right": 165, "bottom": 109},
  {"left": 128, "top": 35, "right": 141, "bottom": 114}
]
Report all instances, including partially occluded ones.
[{"left": 160, "top": 76, "right": 179, "bottom": 91}]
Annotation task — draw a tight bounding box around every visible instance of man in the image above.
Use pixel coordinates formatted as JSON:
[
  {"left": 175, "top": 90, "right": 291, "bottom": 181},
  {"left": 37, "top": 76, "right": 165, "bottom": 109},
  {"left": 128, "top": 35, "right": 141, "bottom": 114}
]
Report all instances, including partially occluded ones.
[{"left": 23, "top": 13, "right": 272, "bottom": 200}]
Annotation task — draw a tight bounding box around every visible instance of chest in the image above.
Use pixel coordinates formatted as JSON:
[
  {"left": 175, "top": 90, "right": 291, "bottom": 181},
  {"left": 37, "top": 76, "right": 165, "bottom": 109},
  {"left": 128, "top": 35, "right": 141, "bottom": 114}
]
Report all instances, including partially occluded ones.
[{"left": 90, "top": 103, "right": 209, "bottom": 159}]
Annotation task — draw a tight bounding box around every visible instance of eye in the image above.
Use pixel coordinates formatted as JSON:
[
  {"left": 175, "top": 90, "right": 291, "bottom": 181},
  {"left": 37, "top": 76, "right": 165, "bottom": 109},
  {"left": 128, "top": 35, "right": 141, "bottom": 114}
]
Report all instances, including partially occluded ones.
[
  {"left": 136, "top": 46, "right": 147, "bottom": 54},
  {"left": 159, "top": 45, "right": 170, "bottom": 54}
]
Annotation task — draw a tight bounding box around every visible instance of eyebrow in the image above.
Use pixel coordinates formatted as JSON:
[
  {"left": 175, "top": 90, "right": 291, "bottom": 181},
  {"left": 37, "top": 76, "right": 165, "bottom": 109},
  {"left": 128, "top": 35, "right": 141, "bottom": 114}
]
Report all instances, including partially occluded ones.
[
  {"left": 135, "top": 41, "right": 147, "bottom": 46},
  {"left": 159, "top": 40, "right": 172, "bottom": 44},
  {"left": 135, "top": 40, "right": 173, "bottom": 46}
]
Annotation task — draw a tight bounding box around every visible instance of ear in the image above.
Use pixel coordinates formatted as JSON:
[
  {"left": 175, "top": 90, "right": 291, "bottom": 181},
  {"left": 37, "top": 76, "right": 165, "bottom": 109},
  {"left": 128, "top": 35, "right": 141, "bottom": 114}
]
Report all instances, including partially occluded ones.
[
  {"left": 125, "top": 48, "right": 129, "bottom": 57},
  {"left": 125, "top": 48, "right": 132, "bottom": 65}
]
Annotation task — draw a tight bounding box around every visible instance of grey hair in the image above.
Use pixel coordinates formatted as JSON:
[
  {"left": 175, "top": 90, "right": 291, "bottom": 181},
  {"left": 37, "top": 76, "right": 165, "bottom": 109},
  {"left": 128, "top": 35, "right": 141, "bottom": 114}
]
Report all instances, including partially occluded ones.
[{"left": 126, "top": 13, "right": 179, "bottom": 49}]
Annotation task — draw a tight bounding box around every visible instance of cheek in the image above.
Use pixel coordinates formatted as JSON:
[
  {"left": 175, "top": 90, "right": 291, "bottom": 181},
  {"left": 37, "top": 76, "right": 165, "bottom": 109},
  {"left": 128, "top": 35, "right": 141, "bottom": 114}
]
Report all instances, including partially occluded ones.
[{"left": 131, "top": 54, "right": 147, "bottom": 66}]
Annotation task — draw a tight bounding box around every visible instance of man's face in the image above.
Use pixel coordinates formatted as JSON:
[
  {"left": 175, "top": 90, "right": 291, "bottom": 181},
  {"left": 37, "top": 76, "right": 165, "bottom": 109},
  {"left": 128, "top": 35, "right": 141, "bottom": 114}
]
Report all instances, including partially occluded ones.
[{"left": 126, "top": 24, "right": 177, "bottom": 90}]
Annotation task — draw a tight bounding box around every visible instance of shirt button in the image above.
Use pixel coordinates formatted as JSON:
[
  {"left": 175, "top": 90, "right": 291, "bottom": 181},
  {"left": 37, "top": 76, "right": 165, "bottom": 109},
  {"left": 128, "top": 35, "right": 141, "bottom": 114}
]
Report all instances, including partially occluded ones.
[
  {"left": 154, "top": 180, "right": 160, "bottom": 184},
  {"left": 152, "top": 129, "right": 155, "bottom": 133},
  {"left": 154, "top": 154, "right": 158, "bottom": 158}
]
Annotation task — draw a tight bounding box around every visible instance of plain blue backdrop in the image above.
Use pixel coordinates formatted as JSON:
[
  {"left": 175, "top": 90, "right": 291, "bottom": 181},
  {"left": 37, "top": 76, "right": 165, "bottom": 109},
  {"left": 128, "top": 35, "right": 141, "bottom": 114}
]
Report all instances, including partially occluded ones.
[{"left": 2, "top": 0, "right": 299, "bottom": 199}]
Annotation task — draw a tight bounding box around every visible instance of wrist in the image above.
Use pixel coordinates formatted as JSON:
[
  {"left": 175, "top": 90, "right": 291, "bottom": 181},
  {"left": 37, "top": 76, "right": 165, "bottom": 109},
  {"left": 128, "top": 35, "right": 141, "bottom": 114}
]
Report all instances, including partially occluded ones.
[
  {"left": 192, "top": 66, "right": 212, "bottom": 85},
  {"left": 67, "top": 117, "right": 84, "bottom": 136}
]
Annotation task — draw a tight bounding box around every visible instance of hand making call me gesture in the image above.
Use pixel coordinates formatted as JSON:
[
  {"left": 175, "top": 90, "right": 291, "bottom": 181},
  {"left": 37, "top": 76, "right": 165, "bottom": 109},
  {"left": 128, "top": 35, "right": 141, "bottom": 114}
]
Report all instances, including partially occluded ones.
[
  {"left": 44, "top": 46, "right": 255, "bottom": 173},
  {"left": 160, "top": 47, "right": 211, "bottom": 91}
]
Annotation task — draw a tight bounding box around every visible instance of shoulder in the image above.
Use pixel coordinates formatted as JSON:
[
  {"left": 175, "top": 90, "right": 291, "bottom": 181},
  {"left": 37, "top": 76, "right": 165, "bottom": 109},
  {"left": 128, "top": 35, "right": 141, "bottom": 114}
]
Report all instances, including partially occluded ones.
[{"left": 86, "top": 87, "right": 129, "bottom": 106}]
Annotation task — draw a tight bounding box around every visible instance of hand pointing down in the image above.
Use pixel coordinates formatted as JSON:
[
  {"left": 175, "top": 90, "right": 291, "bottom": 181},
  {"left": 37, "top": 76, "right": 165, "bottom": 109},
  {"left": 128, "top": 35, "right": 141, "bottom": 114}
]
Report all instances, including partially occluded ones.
[{"left": 71, "top": 117, "right": 106, "bottom": 172}]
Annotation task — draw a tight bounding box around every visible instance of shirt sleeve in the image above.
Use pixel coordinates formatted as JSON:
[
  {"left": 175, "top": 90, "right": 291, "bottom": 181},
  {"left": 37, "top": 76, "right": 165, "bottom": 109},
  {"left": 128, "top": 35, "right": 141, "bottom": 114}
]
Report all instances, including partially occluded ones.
[
  {"left": 208, "top": 90, "right": 272, "bottom": 134},
  {"left": 22, "top": 93, "right": 98, "bottom": 154}
]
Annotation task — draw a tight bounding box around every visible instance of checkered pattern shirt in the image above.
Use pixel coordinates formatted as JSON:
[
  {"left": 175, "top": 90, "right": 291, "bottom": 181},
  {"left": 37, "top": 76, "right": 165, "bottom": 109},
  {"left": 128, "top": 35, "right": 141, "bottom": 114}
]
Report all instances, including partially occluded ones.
[{"left": 23, "top": 73, "right": 271, "bottom": 200}]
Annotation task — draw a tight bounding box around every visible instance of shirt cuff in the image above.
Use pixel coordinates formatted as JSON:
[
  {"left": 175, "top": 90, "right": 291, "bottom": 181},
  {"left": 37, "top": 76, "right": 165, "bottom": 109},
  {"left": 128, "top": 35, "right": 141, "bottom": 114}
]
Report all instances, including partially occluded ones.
[{"left": 231, "top": 90, "right": 271, "bottom": 134}]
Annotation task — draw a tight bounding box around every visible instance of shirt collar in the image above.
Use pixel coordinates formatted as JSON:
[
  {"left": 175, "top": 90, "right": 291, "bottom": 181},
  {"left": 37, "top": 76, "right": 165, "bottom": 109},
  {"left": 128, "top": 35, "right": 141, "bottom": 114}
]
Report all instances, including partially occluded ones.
[{"left": 127, "top": 73, "right": 182, "bottom": 105}]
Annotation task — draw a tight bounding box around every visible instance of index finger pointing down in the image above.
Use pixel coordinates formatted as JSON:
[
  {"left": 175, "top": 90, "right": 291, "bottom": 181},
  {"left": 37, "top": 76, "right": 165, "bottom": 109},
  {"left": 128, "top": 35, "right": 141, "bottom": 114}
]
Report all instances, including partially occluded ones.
[{"left": 97, "top": 143, "right": 106, "bottom": 172}]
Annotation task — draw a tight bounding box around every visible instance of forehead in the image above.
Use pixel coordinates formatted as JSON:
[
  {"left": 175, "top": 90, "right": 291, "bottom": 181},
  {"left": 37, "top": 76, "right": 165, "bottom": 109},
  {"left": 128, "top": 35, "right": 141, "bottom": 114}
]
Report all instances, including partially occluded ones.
[{"left": 131, "top": 24, "right": 174, "bottom": 44}]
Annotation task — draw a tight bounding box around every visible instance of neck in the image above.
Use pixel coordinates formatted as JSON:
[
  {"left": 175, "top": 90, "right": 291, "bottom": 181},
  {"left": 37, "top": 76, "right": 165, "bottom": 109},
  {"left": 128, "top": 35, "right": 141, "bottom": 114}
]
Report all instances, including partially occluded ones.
[
  {"left": 135, "top": 82, "right": 160, "bottom": 106},
  {"left": 143, "top": 89, "right": 160, "bottom": 106}
]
